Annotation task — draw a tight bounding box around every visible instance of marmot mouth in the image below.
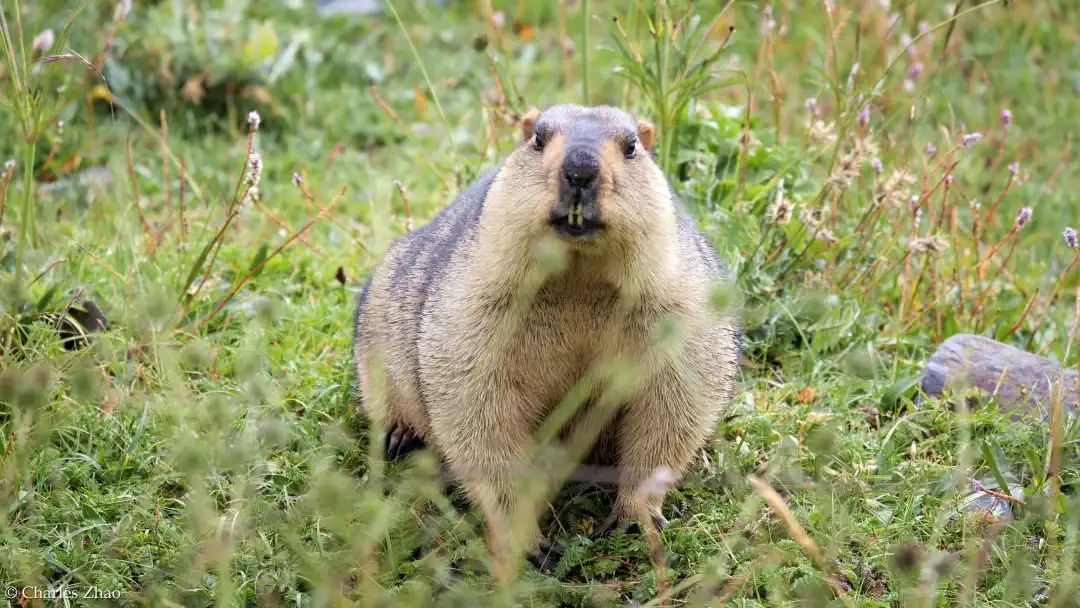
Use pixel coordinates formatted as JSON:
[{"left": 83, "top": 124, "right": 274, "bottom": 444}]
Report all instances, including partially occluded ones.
[{"left": 550, "top": 208, "right": 604, "bottom": 240}]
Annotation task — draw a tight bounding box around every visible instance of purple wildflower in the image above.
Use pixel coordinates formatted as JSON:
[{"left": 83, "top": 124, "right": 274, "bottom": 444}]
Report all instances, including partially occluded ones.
[
  {"left": 857, "top": 106, "right": 870, "bottom": 126},
  {"left": 1064, "top": 227, "right": 1078, "bottom": 249},
  {"left": 1015, "top": 207, "right": 1033, "bottom": 229},
  {"left": 1000, "top": 108, "right": 1012, "bottom": 127},
  {"left": 1008, "top": 161, "right": 1019, "bottom": 176},
  {"left": 32, "top": 29, "right": 54, "bottom": 54},
  {"left": 871, "top": 158, "right": 884, "bottom": 173},
  {"left": 805, "top": 97, "right": 819, "bottom": 116},
  {"left": 961, "top": 132, "right": 982, "bottom": 147},
  {"left": 247, "top": 110, "right": 261, "bottom": 131},
  {"left": 925, "top": 142, "right": 938, "bottom": 156},
  {"left": 247, "top": 152, "right": 262, "bottom": 188},
  {"left": 907, "top": 62, "right": 924, "bottom": 80},
  {"left": 761, "top": 4, "right": 776, "bottom": 34}
]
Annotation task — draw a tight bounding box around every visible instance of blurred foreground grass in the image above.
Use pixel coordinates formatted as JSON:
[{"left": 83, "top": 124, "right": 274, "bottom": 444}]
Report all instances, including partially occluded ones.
[{"left": 1, "top": 0, "right": 1080, "bottom": 605}]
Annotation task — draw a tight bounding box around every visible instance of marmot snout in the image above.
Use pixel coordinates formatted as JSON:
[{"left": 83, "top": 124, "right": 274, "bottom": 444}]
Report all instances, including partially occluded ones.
[{"left": 353, "top": 104, "right": 740, "bottom": 568}]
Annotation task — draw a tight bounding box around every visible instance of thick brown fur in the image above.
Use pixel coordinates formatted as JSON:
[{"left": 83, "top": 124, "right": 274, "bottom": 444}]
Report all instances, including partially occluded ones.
[{"left": 354, "top": 104, "right": 740, "bottom": 561}]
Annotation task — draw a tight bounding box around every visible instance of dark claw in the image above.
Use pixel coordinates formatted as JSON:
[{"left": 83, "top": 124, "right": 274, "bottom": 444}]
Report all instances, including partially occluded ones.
[
  {"left": 591, "top": 512, "right": 668, "bottom": 540},
  {"left": 386, "top": 429, "right": 402, "bottom": 461},
  {"left": 591, "top": 513, "right": 630, "bottom": 540},
  {"left": 385, "top": 425, "right": 426, "bottom": 462},
  {"left": 399, "top": 433, "right": 423, "bottom": 456},
  {"left": 651, "top": 512, "right": 669, "bottom": 531},
  {"left": 526, "top": 539, "right": 563, "bottom": 573}
]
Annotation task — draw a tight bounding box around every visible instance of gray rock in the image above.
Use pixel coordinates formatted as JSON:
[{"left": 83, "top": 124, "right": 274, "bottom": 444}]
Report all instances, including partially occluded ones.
[
  {"left": 315, "top": 0, "right": 447, "bottom": 16},
  {"left": 37, "top": 166, "right": 112, "bottom": 196},
  {"left": 920, "top": 333, "right": 1078, "bottom": 416},
  {"left": 949, "top": 481, "right": 1025, "bottom": 522},
  {"left": 315, "top": 0, "right": 383, "bottom": 15}
]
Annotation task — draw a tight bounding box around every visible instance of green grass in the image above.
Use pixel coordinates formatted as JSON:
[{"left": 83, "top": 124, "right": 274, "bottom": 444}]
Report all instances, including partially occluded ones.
[{"left": 2, "top": 0, "right": 1080, "bottom": 605}]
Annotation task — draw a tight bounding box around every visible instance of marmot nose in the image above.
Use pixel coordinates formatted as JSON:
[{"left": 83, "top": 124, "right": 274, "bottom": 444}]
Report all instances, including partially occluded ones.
[{"left": 562, "top": 149, "right": 599, "bottom": 189}]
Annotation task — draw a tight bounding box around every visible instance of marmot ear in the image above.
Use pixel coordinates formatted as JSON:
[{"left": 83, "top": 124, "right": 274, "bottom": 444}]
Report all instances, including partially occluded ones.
[
  {"left": 521, "top": 108, "right": 540, "bottom": 141},
  {"left": 636, "top": 118, "right": 656, "bottom": 151}
]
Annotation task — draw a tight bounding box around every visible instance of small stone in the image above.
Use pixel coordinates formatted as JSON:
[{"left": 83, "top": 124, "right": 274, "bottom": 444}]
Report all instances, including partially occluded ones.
[
  {"left": 949, "top": 482, "right": 1024, "bottom": 522},
  {"left": 920, "top": 334, "right": 1078, "bottom": 417},
  {"left": 59, "top": 298, "right": 110, "bottom": 351}
]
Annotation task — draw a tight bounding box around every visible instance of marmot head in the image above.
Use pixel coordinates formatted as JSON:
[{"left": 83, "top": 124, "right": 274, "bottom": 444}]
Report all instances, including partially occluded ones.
[{"left": 492, "top": 105, "right": 673, "bottom": 256}]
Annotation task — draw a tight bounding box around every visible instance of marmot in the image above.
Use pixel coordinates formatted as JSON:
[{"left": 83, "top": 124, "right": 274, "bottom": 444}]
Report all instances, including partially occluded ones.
[{"left": 354, "top": 104, "right": 740, "bottom": 568}]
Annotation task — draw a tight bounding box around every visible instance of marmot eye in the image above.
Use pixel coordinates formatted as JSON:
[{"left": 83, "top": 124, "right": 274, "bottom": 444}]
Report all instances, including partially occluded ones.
[
  {"left": 533, "top": 132, "right": 545, "bottom": 152},
  {"left": 623, "top": 139, "right": 637, "bottom": 159}
]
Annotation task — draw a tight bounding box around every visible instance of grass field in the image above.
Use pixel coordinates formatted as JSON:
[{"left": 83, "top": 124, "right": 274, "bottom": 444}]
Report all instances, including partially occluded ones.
[{"left": 2, "top": 0, "right": 1080, "bottom": 605}]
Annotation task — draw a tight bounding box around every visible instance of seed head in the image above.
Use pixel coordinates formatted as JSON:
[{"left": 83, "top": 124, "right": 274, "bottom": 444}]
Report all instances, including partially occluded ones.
[
  {"left": 892, "top": 541, "right": 923, "bottom": 576},
  {"left": 846, "top": 62, "right": 860, "bottom": 90},
  {"left": 32, "top": 29, "right": 55, "bottom": 54},
  {"left": 1000, "top": 108, "right": 1012, "bottom": 127},
  {"left": 767, "top": 199, "right": 792, "bottom": 225},
  {"left": 908, "top": 235, "right": 948, "bottom": 255},
  {"left": 800, "top": 206, "right": 823, "bottom": 227},
  {"left": 1064, "top": 227, "right": 1077, "bottom": 249},
  {"left": 799, "top": 208, "right": 838, "bottom": 243},
  {"left": 961, "top": 132, "right": 982, "bottom": 147},
  {"left": 247, "top": 110, "right": 261, "bottom": 131},
  {"left": 828, "top": 137, "right": 878, "bottom": 191},
  {"left": 815, "top": 228, "right": 838, "bottom": 245},
  {"left": 761, "top": 4, "right": 776, "bottom": 35},
  {"left": 3, "top": 159, "right": 14, "bottom": 176},
  {"left": 247, "top": 152, "right": 262, "bottom": 188},
  {"left": 291, "top": 172, "right": 303, "bottom": 187},
  {"left": 114, "top": 0, "right": 132, "bottom": 21},
  {"left": 1014, "top": 207, "right": 1033, "bottom": 229},
  {"left": 809, "top": 120, "right": 837, "bottom": 147},
  {"left": 875, "top": 169, "right": 915, "bottom": 209}
]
